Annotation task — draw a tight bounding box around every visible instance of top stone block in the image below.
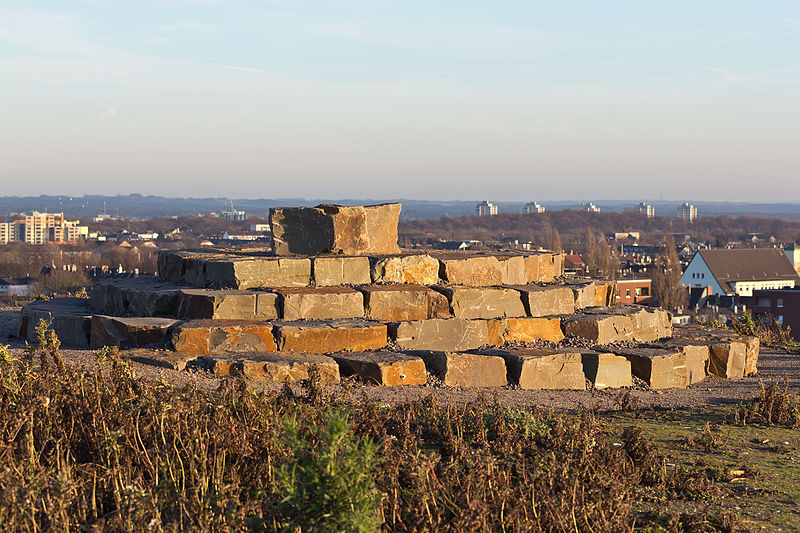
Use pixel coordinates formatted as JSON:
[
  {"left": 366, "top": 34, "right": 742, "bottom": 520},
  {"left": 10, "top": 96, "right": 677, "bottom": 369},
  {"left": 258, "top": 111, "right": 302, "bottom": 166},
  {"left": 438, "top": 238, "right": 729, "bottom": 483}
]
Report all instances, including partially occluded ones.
[{"left": 270, "top": 203, "right": 401, "bottom": 256}]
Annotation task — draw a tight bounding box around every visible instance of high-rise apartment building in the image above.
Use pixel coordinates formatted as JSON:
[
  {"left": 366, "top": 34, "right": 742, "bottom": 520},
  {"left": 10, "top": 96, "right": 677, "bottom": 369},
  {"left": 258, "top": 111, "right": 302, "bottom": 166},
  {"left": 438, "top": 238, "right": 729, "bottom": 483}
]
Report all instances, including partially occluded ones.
[
  {"left": 476, "top": 201, "right": 498, "bottom": 216},
  {"left": 678, "top": 202, "right": 697, "bottom": 222},
  {"left": 0, "top": 212, "right": 88, "bottom": 245},
  {"left": 638, "top": 202, "right": 655, "bottom": 218},
  {"left": 524, "top": 202, "right": 545, "bottom": 214}
]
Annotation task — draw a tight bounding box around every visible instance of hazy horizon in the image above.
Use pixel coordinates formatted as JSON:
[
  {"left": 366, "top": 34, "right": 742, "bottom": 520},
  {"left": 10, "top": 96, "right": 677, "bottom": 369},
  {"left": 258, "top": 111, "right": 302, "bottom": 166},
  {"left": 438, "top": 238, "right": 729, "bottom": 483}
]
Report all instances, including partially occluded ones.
[{"left": 2, "top": 1, "right": 798, "bottom": 201}]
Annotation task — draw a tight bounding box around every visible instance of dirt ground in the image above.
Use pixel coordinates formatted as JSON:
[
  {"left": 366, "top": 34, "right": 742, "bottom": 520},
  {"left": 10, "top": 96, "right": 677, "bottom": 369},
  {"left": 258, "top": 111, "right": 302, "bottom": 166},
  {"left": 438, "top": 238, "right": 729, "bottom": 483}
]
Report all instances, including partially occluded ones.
[{"left": 4, "top": 306, "right": 799, "bottom": 411}]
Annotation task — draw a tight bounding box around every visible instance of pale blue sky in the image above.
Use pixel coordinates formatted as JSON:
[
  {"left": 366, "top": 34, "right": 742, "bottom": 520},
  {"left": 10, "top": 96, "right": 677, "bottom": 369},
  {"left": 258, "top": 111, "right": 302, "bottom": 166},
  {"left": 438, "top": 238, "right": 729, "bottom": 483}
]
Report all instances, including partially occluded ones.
[{"left": 1, "top": 1, "right": 798, "bottom": 201}]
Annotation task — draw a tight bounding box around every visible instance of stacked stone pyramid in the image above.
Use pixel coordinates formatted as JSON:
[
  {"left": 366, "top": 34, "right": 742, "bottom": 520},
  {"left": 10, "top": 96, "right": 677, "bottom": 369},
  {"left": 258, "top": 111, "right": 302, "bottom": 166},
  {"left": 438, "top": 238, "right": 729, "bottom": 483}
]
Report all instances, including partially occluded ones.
[{"left": 19, "top": 203, "right": 758, "bottom": 389}]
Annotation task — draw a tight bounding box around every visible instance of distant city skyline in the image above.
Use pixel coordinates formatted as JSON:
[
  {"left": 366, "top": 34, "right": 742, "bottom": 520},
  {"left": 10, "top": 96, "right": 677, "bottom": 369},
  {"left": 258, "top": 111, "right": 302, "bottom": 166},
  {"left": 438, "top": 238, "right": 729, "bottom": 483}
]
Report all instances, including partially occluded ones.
[{"left": 1, "top": 1, "right": 798, "bottom": 201}]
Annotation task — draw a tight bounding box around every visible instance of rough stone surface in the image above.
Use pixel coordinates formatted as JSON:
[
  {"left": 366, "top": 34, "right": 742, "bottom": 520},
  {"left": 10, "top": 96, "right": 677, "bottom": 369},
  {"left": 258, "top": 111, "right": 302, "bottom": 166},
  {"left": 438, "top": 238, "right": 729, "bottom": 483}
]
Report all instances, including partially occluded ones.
[
  {"left": 434, "top": 286, "right": 526, "bottom": 320},
  {"left": 567, "top": 280, "right": 617, "bottom": 309},
  {"left": 370, "top": 254, "right": 440, "bottom": 285},
  {"left": 197, "top": 355, "right": 238, "bottom": 376},
  {"left": 176, "top": 289, "right": 280, "bottom": 320},
  {"left": 90, "top": 277, "right": 182, "bottom": 317},
  {"left": 270, "top": 203, "right": 401, "bottom": 256},
  {"left": 333, "top": 352, "right": 427, "bottom": 386},
  {"left": 497, "top": 255, "right": 527, "bottom": 285},
  {"left": 91, "top": 315, "right": 181, "bottom": 349},
  {"left": 411, "top": 351, "right": 507, "bottom": 387},
  {"left": 157, "top": 250, "right": 206, "bottom": 284},
  {"left": 171, "top": 320, "right": 276, "bottom": 356},
  {"left": 274, "top": 286, "right": 365, "bottom": 321},
  {"left": 437, "top": 255, "right": 504, "bottom": 286},
  {"left": 607, "top": 347, "right": 688, "bottom": 389},
  {"left": 580, "top": 351, "right": 632, "bottom": 389},
  {"left": 204, "top": 257, "right": 312, "bottom": 289},
  {"left": 274, "top": 319, "right": 387, "bottom": 353},
  {"left": 709, "top": 342, "right": 746, "bottom": 379},
  {"left": 20, "top": 298, "right": 93, "bottom": 348},
  {"left": 512, "top": 285, "right": 575, "bottom": 317},
  {"left": 487, "top": 317, "right": 564, "bottom": 345},
  {"left": 313, "top": 256, "right": 371, "bottom": 286},
  {"left": 563, "top": 306, "right": 671, "bottom": 344},
  {"left": 652, "top": 339, "right": 710, "bottom": 385},
  {"left": 389, "top": 318, "right": 489, "bottom": 352},
  {"left": 230, "top": 352, "right": 340, "bottom": 383},
  {"left": 672, "top": 326, "right": 758, "bottom": 377},
  {"left": 358, "top": 284, "right": 450, "bottom": 321},
  {"left": 476, "top": 348, "right": 585, "bottom": 390}
]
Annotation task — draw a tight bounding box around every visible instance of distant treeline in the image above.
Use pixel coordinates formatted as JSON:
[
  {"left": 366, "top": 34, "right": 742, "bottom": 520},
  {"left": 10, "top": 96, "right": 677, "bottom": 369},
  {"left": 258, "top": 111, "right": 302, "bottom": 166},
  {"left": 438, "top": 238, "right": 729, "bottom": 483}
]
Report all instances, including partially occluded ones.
[{"left": 399, "top": 210, "right": 800, "bottom": 248}]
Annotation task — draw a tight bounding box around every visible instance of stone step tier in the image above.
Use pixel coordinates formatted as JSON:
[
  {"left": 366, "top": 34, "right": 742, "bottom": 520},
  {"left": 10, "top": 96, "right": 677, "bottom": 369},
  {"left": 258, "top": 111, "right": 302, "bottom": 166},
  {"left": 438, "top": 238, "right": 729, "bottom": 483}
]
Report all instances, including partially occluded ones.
[
  {"left": 88, "top": 275, "right": 615, "bottom": 323},
  {"left": 156, "top": 249, "right": 567, "bottom": 289},
  {"left": 19, "top": 296, "right": 757, "bottom": 390}
]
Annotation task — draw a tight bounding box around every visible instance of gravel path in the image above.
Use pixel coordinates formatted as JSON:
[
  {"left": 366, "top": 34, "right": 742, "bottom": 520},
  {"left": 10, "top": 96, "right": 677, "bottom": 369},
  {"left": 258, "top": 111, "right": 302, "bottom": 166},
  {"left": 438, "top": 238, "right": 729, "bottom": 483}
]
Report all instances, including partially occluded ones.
[{"left": 4, "top": 306, "right": 798, "bottom": 411}]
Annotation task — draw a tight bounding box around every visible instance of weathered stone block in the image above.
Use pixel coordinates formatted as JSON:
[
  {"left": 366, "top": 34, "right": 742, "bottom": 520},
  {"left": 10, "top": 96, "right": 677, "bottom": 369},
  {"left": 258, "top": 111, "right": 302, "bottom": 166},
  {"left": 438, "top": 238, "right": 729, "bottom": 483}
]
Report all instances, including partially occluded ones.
[
  {"left": 567, "top": 280, "right": 616, "bottom": 309},
  {"left": 370, "top": 254, "right": 440, "bottom": 285},
  {"left": 358, "top": 284, "right": 450, "bottom": 321},
  {"left": 91, "top": 316, "right": 181, "bottom": 349},
  {"left": 171, "top": 320, "right": 276, "bottom": 356},
  {"left": 125, "top": 350, "right": 196, "bottom": 371},
  {"left": 581, "top": 351, "right": 632, "bottom": 389},
  {"left": 412, "top": 351, "right": 507, "bottom": 387},
  {"left": 743, "top": 336, "right": 759, "bottom": 377},
  {"left": 274, "top": 286, "right": 365, "bottom": 321},
  {"left": 204, "top": 257, "right": 312, "bottom": 289},
  {"left": 709, "top": 341, "right": 746, "bottom": 379},
  {"left": 434, "top": 286, "right": 526, "bottom": 320},
  {"left": 20, "top": 298, "right": 93, "bottom": 348},
  {"left": 230, "top": 353, "right": 340, "bottom": 383},
  {"left": 270, "top": 203, "right": 401, "bottom": 256},
  {"left": 274, "top": 319, "right": 387, "bottom": 353},
  {"left": 564, "top": 306, "right": 671, "bottom": 344},
  {"left": 512, "top": 285, "right": 575, "bottom": 317},
  {"left": 313, "top": 256, "right": 371, "bottom": 286},
  {"left": 197, "top": 356, "right": 238, "bottom": 376},
  {"left": 476, "top": 348, "right": 585, "bottom": 390},
  {"left": 562, "top": 314, "right": 634, "bottom": 344},
  {"left": 671, "top": 326, "right": 758, "bottom": 376},
  {"left": 333, "top": 352, "right": 427, "bottom": 386},
  {"left": 389, "top": 318, "right": 489, "bottom": 352},
  {"left": 158, "top": 250, "right": 206, "bottom": 283},
  {"left": 487, "top": 317, "right": 564, "bottom": 344},
  {"left": 91, "top": 277, "right": 184, "bottom": 317},
  {"left": 497, "top": 255, "right": 527, "bottom": 285},
  {"left": 438, "top": 255, "right": 503, "bottom": 286},
  {"left": 609, "top": 347, "right": 688, "bottom": 389},
  {"left": 176, "top": 289, "right": 280, "bottom": 320}
]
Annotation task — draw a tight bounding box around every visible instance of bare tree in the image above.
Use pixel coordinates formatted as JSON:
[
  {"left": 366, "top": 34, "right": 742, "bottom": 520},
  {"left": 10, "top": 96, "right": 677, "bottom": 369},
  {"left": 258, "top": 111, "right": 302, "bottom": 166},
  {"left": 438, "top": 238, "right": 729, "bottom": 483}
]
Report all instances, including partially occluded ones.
[
  {"left": 543, "top": 225, "right": 563, "bottom": 253},
  {"left": 651, "top": 235, "right": 688, "bottom": 312}
]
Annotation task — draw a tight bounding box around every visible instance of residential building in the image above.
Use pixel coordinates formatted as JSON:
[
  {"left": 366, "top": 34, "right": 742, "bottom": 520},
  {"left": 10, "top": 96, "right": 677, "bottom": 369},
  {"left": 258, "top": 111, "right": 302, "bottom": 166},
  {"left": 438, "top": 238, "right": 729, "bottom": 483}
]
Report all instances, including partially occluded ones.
[
  {"left": 638, "top": 202, "right": 655, "bottom": 218},
  {"left": 0, "top": 212, "right": 88, "bottom": 245},
  {"left": 250, "top": 224, "right": 271, "bottom": 232},
  {"left": 750, "top": 288, "right": 800, "bottom": 340},
  {"left": 0, "top": 276, "right": 35, "bottom": 297},
  {"left": 610, "top": 232, "right": 640, "bottom": 241},
  {"left": 678, "top": 202, "right": 698, "bottom": 222},
  {"left": 582, "top": 202, "right": 600, "bottom": 213},
  {"left": 681, "top": 248, "right": 800, "bottom": 297},
  {"left": 615, "top": 279, "right": 653, "bottom": 305},
  {"left": 221, "top": 209, "right": 247, "bottom": 221},
  {"left": 784, "top": 244, "right": 800, "bottom": 276},
  {"left": 476, "top": 201, "right": 498, "bottom": 216},
  {"left": 524, "top": 202, "right": 545, "bottom": 214}
]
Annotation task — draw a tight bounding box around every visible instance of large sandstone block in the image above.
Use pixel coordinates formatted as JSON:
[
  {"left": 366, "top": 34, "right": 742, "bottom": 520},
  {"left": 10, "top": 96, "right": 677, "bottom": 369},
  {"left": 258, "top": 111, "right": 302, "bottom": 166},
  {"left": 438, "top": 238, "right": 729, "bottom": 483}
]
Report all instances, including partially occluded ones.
[
  {"left": 90, "top": 277, "right": 183, "bottom": 317},
  {"left": 562, "top": 314, "right": 634, "bottom": 344},
  {"left": 477, "top": 348, "right": 584, "bottom": 390},
  {"left": 412, "top": 351, "right": 507, "bottom": 387},
  {"left": 125, "top": 350, "right": 197, "bottom": 371},
  {"left": 581, "top": 352, "right": 632, "bottom": 389},
  {"left": 389, "top": 318, "right": 489, "bottom": 352},
  {"left": 230, "top": 353, "right": 340, "bottom": 383},
  {"left": 274, "top": 287, "right": 364, "bottom": 321},
  {"left": 497, "top": 255, "right": 527, "bottom": 285},
  {"left": 370, "top": 254, "right": 440, "bottom": 285},
  {"left": 274, "top": 319, "right": 387, "bottom": 353},
  {"left": 438, "top": 255, "right": 504, "bottom": 286},
  {"left": 512, "top": 285, "right": 575, "bottom": 317},
  {"left": 91, "top": 316, "right": 181, "bottom": 349},
  {"left": 653, "top": 339, "right": 709, "bottom": 385},
  {"left": 313, "top": 256, "right": 371, "bottom": 286},
  {"left": 358, "top": 284, "right": 450, "bottom": 321},
  {"left": 434, "top": 286, "right": 525, "bottom": 320},
  {"left": 176, "top": 289, "right": 280, "bottom": 320},
  {"left": 608, "top": 347, "right": 688, "bottom": 389},
  {"left": 171, "top": 320, "right": 276, "bottom": 356},
  {"left": 333, "top": 352, "right": 427, "bottom": 386},
  {"left": 671, "top": 326, "right": 758, "bottom": 377},
  {"left": 157, "top": 250, "right": 206, "bottom": 283},
  {"left": 270, "top": 203, "right": 401, "bottom": 256},
  {"left": 20, "top": 298, "right": 93, "bottom": 348},
  {"left": 204, "top": 257, "right": 312, "bottom": 289},
  {"left": 567, "top": 280, "right": 617, "bottom": 309},
  {"left": 487, "top": 317, "right": 564, "bottom": 344},
  {"left": 709, "top": 341, "right": 746, "bottom": 379},
  {"left": 564, "top": 306, "right": 671, "bottom": 344}
]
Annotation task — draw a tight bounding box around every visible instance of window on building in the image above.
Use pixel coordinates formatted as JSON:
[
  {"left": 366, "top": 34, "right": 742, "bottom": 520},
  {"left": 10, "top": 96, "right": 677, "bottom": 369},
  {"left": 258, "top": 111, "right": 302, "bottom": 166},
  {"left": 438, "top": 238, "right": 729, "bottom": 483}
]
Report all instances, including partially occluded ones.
[
  {"left": 641, "top": 287, "right": 649, "bottom": 296},
  {"left": 701, "top": 273, "right": 704, "bottom": 278},
  {"left": 692, "top": 273, "right": 696, "bottom": 279},
  {"left": 778, "top": 315, "right": 784, "bottom": 324},
  {"left": 626, "top": 289, "right": 631, "bottom": 297},
  {"left": 616, "top": 290, "right": 620, "bottom": 297},
  {"left": 635, "top": 288, "right": 641, "bottom": 296},
  {"left": 777, "top": 298, "right": 783, "bottom": 308}
]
